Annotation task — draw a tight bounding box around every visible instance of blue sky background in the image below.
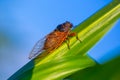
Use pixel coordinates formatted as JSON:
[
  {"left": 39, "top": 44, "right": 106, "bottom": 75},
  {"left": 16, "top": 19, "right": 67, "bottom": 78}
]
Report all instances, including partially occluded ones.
[{"left": 0, "top": 0, "right": 120, "bottom": 80}]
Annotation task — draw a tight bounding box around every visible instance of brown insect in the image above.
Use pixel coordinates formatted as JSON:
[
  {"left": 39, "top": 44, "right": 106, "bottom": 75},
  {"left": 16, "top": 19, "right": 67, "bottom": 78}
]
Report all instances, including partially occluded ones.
[{"left": 29, "top": 21, "right": 80, "bottom": 59}]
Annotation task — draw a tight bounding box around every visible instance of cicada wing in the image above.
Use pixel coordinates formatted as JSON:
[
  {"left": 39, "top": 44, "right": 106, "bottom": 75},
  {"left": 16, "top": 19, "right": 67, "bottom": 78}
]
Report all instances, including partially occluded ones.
[{"left": 29, "top": 37, "right": 46, "bottom": 59}]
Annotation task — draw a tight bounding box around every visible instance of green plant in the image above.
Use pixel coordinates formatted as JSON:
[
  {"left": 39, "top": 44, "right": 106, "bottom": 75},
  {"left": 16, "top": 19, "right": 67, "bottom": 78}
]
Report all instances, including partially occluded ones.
[
  {"left": 8, "top": 0, "right": 120, "bottom": 80},
  {"left": 65, "top": 46, "right": 120, "bottom": 80}
]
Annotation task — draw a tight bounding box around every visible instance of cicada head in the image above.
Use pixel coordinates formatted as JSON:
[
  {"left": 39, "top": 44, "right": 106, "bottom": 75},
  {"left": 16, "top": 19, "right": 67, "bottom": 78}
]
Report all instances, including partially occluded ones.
[{"left": 55, "top": 21, "right": 73, "bottom": 32}]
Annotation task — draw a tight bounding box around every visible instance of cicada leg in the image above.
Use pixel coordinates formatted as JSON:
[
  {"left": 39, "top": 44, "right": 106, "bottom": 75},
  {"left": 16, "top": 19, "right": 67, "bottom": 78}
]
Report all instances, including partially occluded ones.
[
  {"left": 69, "top": 32, "right": 82, "bottom": 43},
  {"left": 65, "top": 37, "right": 70, "bottom": 49}
]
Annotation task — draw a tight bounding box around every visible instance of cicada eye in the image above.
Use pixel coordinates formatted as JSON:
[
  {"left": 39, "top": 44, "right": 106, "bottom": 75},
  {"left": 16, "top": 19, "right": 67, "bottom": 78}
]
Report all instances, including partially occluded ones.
[
  {"left": 56, "top": 24, "right": 65, "bottom": 32},
  {"left": 70, "top": 23, "right": 73, "bottom": 28},
  {"left": 64, "top": 21, "right": 73, "bottom": 28}
]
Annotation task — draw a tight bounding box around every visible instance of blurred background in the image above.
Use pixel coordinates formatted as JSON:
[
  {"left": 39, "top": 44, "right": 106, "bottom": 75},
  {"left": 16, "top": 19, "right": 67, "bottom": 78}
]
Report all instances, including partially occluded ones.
[{"left": 0, "top": 0, "right": 120, "bottom": 80}]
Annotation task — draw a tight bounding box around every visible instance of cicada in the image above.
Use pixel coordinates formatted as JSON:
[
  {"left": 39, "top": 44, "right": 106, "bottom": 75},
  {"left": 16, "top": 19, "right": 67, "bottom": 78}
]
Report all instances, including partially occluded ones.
[{"left": 29, "top": 21, "right": 80, "bottom": 59}]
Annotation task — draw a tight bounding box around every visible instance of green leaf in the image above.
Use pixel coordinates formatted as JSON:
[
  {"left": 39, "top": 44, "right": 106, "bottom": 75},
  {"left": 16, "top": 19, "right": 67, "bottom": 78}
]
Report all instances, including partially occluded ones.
[
  {"left": 65, "top": 47, "right": 120, "bottom": 80},
  {"left": 8, "top": 0, "right": 120, "bottom": 80},
  {"left": 31, "top": 55, "right": 95, "bottom": 80}
]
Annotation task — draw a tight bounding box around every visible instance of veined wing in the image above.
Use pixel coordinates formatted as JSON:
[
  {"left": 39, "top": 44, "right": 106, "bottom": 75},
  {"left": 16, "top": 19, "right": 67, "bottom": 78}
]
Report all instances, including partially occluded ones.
[{"left": 29, "top": 37, "right": 46, "bottom": 59}]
